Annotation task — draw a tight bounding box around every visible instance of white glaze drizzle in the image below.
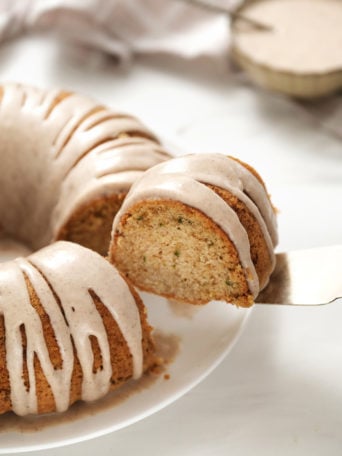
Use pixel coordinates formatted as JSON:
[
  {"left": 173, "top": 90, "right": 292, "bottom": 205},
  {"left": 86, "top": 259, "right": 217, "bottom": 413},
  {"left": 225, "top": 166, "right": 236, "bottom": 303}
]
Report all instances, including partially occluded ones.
[
  {"left": 0, "top": 241, "right": 143, "bottom": 416},
  {"left": 0, "top": 83, "right": 170, "bottom": 250},
  {"left": 112, "top": 154, "right": 278, "bottom": 296}
]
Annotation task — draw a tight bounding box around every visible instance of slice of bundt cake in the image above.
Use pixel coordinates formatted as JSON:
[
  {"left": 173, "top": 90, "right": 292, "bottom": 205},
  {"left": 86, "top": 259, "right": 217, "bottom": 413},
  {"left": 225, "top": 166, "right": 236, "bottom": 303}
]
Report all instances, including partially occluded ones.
[
  {"left": 109, "top": 154, "right": 278, "bottom": 307},
  {"left": 0, "top": 241, "right": 156, "bottom": 416}
]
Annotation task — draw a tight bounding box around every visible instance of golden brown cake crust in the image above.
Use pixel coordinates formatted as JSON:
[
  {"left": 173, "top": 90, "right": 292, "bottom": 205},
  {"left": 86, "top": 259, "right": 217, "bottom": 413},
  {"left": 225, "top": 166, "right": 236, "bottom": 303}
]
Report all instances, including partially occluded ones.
[
  {"left": 0, "top": 316, "right": 10, "bottom": 414},
  {"left": 207, "top": 184, "right": 273, "bottom": 290},
  {"left": 56, "top": 194, "right": 127, "bottom": 257}
]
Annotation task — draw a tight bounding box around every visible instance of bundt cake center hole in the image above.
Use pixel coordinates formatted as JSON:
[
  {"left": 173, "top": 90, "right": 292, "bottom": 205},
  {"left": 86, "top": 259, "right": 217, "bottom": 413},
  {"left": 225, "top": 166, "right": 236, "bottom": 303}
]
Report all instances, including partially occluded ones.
[{"left": 0, "top": 235, "right": 33, "bottom": 263}]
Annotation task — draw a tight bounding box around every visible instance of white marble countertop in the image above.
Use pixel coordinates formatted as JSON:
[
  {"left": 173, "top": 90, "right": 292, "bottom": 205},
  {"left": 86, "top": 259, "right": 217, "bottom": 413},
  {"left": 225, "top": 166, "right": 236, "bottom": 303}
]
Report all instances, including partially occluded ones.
[{"left": 0, "top": 35, "right": 342, "bottom": 456}]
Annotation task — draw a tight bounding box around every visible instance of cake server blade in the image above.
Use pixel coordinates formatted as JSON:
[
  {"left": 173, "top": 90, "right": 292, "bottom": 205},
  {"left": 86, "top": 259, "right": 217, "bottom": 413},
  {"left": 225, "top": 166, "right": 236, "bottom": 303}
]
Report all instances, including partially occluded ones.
[{"left": 256, "top": 245, "right": 342, "bottom": 306}]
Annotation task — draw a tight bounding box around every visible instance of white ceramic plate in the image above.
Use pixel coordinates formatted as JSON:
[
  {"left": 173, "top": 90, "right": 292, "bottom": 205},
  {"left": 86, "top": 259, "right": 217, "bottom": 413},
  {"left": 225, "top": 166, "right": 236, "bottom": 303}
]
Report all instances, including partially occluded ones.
[{"left": 0, "top": 260, "right": 251, "bottom": 453}]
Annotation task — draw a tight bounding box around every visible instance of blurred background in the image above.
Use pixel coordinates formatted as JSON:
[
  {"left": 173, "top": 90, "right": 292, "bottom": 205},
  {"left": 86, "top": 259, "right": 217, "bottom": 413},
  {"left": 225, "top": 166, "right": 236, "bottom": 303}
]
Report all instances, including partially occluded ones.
[{"left": 0, "top": 1, "right": 341, "bottom": 455}]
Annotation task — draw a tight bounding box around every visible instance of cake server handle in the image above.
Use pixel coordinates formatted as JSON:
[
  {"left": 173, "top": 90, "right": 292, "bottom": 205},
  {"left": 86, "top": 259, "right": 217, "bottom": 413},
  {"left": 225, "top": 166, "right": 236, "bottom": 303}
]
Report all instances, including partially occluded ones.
[{"left": 255, "top": 245, "right": 342, "bottom": 306}]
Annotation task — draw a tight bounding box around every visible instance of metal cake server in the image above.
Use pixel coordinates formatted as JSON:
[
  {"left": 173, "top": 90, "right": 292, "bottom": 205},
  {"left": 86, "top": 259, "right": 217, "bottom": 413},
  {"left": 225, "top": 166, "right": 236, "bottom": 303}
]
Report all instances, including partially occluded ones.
[{"left": 256, "top": 245, "right": 342, "bottom": 306}]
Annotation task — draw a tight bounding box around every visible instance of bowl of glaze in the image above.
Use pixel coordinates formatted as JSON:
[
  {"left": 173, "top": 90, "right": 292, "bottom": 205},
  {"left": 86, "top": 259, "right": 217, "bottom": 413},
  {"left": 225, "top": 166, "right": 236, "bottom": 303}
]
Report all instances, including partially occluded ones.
[{"left": 231, "top": 0, "right": 342, "bottom": 99}]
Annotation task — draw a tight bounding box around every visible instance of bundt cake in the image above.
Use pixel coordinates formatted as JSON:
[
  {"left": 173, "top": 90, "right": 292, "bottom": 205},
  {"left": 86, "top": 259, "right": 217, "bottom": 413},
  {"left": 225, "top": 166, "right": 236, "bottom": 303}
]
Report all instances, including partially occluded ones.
[
  {"left": 0, "top": 83, "right": 170, "bottom": 255},
  {"left": 0, "top": 83, "right": 276, "bottom": 417},
  {"left": 110, "top": 154, "right": 278, "bottom": 307},
  {"left": 0, "top": 241, "right": 155, "bottom": 416}
]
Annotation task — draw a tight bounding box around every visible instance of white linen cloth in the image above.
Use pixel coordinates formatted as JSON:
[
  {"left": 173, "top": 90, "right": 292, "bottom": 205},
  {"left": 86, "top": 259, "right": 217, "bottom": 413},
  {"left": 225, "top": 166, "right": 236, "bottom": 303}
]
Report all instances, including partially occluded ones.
[
  {"left": 0, "top": 0, "right": 236, "bottom": 61},
  {"left": 0, "top": 0, "right": 341, "bottom": 140}
]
